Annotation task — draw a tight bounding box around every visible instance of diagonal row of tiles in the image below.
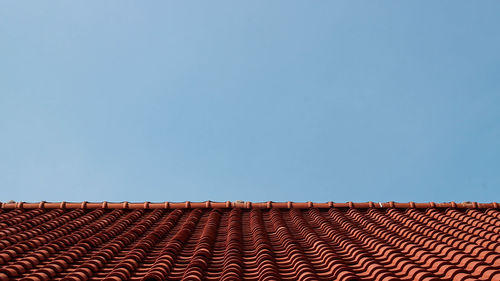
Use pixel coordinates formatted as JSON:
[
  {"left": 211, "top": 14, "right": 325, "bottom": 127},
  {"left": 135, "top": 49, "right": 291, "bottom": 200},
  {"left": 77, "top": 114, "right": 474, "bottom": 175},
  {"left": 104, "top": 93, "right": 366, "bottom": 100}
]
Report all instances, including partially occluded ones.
[{"left": 0, "top": 205, "right": 499, "bottom": 281}]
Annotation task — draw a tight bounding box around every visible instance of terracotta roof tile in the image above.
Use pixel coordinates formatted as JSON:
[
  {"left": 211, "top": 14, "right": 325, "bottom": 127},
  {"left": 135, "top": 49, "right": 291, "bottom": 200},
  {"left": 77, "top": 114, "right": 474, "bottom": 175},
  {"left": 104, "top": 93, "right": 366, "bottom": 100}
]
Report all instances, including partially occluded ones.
[{"left": 0, "top": 201, "right": 499, "bottom": 281}]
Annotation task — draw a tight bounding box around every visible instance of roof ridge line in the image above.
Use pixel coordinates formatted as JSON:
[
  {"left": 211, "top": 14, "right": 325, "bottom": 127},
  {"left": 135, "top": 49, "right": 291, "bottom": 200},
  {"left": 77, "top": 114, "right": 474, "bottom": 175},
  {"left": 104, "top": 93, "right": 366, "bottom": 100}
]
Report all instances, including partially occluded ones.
[{"left": 0, "top": 201, "right": 498, "bottom": 209}]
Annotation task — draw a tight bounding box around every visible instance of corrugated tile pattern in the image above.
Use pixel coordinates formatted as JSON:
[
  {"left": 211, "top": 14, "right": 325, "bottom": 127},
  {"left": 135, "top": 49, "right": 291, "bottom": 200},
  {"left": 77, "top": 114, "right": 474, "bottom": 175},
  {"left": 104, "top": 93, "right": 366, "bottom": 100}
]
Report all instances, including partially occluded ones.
[{"left": 0, "top": 202, "right": 499, "bottom": 281}]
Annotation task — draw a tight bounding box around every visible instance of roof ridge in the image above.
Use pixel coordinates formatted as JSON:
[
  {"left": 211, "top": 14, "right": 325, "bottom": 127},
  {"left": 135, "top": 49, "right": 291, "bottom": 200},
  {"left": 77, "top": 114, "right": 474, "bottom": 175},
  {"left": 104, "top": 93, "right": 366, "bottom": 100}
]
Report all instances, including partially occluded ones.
[{"left": 0, "top": 201, "right": 498, "bottom": 209}]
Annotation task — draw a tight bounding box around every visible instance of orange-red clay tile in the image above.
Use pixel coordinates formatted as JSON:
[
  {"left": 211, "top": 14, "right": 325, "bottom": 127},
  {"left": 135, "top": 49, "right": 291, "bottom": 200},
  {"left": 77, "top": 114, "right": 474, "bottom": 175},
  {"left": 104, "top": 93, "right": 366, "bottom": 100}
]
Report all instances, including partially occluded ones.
[{"left": 0, "top": 201, "right": 498, "bottom": 281}]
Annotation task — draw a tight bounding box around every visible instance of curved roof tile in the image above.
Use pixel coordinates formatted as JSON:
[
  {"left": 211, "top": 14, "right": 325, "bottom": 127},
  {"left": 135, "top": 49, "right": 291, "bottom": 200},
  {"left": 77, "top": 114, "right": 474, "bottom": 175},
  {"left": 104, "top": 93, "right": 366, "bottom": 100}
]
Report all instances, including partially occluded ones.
[{"left": 0, "top": 201, "right": 498, "bottom": 281}]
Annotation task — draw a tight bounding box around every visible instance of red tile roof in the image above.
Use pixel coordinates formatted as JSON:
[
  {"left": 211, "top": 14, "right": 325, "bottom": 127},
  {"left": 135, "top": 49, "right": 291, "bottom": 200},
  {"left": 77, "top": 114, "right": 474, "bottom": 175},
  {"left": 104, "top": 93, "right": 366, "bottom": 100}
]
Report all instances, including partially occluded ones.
[{"left": 0, "top": 201, "right": 499, "bottom": 281}]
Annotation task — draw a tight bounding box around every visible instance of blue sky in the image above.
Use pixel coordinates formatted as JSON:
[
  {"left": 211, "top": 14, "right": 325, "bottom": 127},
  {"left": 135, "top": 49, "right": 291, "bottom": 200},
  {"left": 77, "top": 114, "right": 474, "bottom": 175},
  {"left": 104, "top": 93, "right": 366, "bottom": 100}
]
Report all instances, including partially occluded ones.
[{"left": 1, "top": 1, "right": 499, "bottom": 203}]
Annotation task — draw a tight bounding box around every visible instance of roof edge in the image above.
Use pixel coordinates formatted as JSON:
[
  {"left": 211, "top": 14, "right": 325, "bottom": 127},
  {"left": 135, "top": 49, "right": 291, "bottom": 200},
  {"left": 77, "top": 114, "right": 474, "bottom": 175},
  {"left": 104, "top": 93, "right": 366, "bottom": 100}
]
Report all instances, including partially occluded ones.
[{"left": 0, "top": 201, "right": 498, "bottom": 209}]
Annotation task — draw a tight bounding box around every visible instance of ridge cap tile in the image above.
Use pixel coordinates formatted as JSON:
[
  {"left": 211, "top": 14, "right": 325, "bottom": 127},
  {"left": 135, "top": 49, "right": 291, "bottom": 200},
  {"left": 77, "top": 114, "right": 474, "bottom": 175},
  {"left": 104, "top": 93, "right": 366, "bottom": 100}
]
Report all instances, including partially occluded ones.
[{"left": 0, "top": 201, "right": 498, "bottom": 210}]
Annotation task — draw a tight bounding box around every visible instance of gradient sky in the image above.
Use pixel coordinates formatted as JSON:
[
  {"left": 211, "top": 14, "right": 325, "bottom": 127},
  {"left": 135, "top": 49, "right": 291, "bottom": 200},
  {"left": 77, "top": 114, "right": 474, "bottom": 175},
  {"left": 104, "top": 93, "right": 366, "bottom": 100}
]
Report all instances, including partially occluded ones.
[{"left": 1, "top": 1, "right": 499, "bottom": 203}]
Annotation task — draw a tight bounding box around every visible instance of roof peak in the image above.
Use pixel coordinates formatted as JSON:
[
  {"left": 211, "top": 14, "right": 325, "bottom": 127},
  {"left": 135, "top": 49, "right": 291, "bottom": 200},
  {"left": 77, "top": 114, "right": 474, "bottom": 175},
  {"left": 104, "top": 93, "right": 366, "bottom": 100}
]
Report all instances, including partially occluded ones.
[{"left": 1, "top": 201, "right": 498, "bottom": 209}]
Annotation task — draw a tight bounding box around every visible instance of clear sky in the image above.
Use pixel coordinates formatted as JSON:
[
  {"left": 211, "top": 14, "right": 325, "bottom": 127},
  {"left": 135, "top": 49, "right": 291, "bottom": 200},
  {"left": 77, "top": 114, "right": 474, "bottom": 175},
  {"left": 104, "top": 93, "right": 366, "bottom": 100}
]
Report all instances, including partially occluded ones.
[{"left": 1, "top": 1, "right": 499, "bottom": 203}]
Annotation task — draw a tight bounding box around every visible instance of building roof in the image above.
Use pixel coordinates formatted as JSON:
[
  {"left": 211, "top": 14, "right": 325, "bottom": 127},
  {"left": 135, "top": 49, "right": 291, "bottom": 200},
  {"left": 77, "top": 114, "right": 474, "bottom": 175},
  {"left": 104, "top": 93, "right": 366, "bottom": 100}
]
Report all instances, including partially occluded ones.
[{"left": 0, "top": 201, "right": 499, "bottom": 281}]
